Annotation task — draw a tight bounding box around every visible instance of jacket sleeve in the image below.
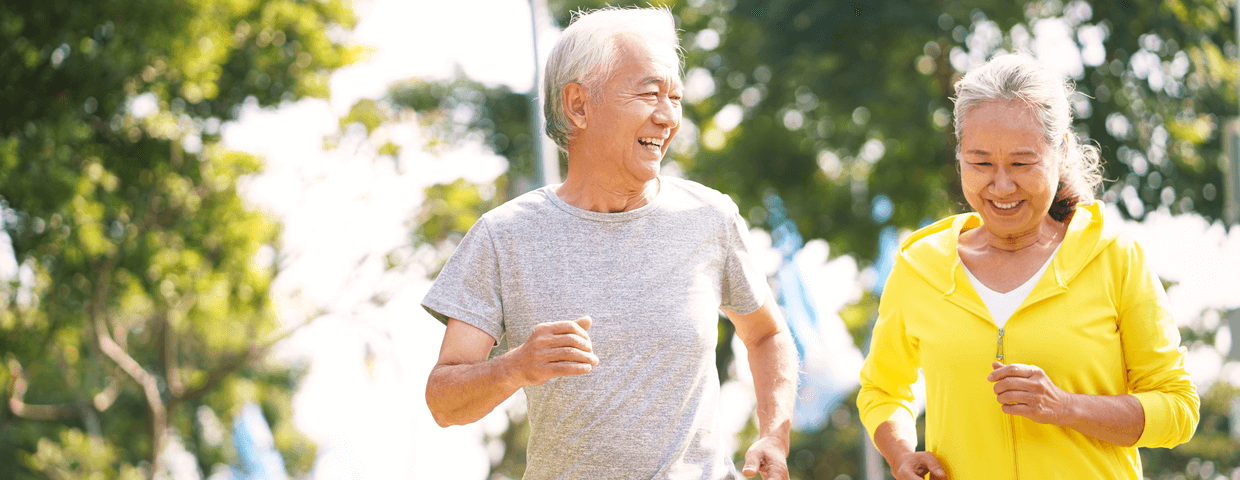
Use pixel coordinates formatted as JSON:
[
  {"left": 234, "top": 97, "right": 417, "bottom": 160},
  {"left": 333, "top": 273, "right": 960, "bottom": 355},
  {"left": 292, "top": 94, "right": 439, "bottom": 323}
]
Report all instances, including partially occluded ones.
[
  {"left": 858, "top": 258, "right": 922, "bottom": 441},
  {"left": 1119, "top": 239, "right": 1200, "bottom": 448}
]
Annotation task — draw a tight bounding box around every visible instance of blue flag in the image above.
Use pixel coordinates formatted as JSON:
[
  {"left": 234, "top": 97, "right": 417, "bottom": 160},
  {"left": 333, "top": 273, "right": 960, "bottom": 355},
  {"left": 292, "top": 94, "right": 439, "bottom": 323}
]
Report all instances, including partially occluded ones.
[
  {"left": 765, "top": 194, "right": 862, "bottom": 431},
  {"left": 232, "top": 402, "right": 289, "bottom": 480}
]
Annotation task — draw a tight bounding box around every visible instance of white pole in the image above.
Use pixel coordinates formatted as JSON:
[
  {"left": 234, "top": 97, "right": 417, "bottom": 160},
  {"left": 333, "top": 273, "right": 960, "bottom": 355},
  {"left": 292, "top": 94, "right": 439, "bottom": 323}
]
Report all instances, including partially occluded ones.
[
  {"left": 528, "top": 0, "right": 560, "bottom": 187},
  {"left": 864, "top": 430, "right": 884, "bottom": 480},
  {"left": 1230, "top": 0, "right": 1240, "bottom": 225}
]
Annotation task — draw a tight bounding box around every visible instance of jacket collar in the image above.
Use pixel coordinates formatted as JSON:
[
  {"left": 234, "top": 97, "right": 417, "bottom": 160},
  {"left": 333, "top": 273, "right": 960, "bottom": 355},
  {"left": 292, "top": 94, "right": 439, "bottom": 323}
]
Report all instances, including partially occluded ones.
[{"left": 895, "top": 201, "right": 1119, "bottom": 322}]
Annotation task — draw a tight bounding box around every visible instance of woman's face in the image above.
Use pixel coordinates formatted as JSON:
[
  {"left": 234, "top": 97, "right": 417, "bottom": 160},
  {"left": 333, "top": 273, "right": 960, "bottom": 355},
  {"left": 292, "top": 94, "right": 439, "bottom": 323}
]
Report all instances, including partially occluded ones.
[{"left": 958, "top": 101, "right": 1062, "bottom": 240}]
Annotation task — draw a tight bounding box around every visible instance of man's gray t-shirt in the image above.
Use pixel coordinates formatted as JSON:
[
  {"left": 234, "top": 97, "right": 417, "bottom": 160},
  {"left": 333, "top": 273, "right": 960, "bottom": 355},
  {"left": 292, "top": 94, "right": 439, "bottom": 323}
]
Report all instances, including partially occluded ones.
[{"left": 421, "top": 176, "right": 766, "bottom": 480}]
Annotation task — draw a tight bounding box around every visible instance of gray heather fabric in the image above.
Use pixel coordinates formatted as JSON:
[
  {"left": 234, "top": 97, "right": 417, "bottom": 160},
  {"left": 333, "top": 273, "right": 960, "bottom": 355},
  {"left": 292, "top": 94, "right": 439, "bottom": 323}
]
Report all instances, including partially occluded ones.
[{"left": 421, "top": 176, "right": 766, "bottom": 480}]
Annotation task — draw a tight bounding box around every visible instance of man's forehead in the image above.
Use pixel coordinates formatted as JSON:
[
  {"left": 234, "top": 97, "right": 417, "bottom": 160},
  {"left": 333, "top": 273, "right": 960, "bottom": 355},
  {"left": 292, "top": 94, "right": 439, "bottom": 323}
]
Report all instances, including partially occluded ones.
[
  {"left": 607, "top": 33, "right": 682, "bottom": 83},
  {"left": 639, "top": 74, "right": 684, "bottom": 89}
]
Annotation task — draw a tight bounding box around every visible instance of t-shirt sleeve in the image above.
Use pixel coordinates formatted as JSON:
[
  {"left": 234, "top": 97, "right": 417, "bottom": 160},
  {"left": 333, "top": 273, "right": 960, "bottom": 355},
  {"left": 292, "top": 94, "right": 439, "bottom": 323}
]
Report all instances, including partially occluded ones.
[
  {"left": 420, "top": 218, "right": 504, "bottom": 343},
  {"left": 719, "top": 209, "right": 766, "bottom": 315}
]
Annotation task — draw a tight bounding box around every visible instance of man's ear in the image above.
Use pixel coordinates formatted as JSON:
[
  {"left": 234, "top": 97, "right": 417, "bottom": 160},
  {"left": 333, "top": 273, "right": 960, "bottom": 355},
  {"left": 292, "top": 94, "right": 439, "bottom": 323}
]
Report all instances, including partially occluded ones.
[{"left": 563, "top": 82, "right": 589, "bottom": 130}]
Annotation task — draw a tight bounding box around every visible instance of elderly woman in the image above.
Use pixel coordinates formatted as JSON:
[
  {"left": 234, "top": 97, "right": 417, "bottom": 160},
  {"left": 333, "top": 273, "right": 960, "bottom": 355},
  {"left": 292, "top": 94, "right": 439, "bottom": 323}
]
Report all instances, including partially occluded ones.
[{"left": 857, "top": 54, "right": 1199, "bottom": 480}]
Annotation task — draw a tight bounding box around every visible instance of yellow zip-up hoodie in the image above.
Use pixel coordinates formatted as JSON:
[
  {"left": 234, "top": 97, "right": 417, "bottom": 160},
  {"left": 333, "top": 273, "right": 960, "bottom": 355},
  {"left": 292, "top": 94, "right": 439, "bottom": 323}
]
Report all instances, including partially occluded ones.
[{"left": 858, "top": 202, "right": 1199, "bottom": 479}]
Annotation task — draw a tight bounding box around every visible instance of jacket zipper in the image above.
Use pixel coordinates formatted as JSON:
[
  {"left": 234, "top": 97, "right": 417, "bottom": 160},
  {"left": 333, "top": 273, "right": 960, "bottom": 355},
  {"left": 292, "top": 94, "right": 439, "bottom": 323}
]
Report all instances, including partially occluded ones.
[
  {"left": 996, "top": 327, "right": 1004, "bottom": 361},
  {"left": 997, "top": 326, "right": 1018, "bottom": 478},
  {"left": 1010, "top": 415, "right": 1019, "bottom": 478}
]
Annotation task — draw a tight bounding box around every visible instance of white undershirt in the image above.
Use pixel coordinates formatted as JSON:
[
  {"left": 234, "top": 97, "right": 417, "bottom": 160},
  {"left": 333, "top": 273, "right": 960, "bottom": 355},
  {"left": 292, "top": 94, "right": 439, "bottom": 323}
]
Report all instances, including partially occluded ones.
[{"left": 962, "top": 246, "right": 1060, "bottom": 329}]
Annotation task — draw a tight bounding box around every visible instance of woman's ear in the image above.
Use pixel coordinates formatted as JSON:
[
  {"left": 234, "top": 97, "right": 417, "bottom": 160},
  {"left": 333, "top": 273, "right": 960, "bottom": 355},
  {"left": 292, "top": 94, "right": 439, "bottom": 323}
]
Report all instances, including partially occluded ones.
[{"left": 563, "top": 82, "right": 588, "bottom": 130}]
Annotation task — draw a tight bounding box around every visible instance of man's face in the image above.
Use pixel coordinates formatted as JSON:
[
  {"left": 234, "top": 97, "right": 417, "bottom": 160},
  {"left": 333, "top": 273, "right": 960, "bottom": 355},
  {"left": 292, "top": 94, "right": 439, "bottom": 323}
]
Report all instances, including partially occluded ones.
[{"left": 580, "top": 33, "right": 682, "bottom": 183}]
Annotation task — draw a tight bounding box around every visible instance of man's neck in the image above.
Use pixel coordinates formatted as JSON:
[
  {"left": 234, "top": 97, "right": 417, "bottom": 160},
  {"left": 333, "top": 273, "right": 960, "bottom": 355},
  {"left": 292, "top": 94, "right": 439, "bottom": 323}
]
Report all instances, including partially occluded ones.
[{"left": 555, "top": 170, "right": 660, "bottom": 213}]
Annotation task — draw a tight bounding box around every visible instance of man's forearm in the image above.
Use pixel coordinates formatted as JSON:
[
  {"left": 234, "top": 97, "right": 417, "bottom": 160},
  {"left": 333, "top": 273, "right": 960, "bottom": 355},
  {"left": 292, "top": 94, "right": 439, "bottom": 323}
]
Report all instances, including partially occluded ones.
[
  {"left": 747, "top": 329, "right": 798, "bottom": 445},
  {"left": 426, "top": 355, "right": 522, "bottom": 427}
]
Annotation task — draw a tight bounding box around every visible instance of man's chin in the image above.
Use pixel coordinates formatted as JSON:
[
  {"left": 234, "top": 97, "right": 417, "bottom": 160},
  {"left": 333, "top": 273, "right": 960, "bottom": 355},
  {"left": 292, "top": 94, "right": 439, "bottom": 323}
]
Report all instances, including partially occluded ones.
[{"left": 630, "top": 163, "right": 662, "bottom": 182}]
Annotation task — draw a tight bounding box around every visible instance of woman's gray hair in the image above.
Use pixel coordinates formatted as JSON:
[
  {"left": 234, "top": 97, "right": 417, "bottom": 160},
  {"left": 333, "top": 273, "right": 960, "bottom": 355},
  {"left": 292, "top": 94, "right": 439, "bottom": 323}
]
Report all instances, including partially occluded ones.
[
  {"left": 952, "top": 54, "right": 1104, "bottom": 221},
  {"left": 543, "top": 6, "right": 681, "bottom": 151}
]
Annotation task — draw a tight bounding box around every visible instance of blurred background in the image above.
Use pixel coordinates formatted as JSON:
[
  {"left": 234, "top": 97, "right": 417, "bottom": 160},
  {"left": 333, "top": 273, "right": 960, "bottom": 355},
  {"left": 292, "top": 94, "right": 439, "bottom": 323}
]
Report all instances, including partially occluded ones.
[{"left": 1, "top": 0, "right": 1238, "bottom": 479}]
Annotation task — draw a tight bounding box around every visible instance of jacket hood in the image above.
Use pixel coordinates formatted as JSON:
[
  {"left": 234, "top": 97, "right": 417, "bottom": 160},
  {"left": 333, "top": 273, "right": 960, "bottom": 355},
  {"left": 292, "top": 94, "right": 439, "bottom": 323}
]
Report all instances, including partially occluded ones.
[{"left": 896, "top": 201, "right": 1121, "bottom": 296}]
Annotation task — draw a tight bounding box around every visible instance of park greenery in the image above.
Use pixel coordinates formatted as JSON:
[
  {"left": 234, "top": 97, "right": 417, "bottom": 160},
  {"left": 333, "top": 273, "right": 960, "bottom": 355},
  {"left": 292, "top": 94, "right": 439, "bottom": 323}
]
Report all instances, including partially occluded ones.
[
  {"left": 392, "top": 0, "right": 1239, "bottom": 479},
  {"left": 0, "top": 0, "right": 358, "bottom": 477},
  {"left": 1, "top": 0, "right": 1236, "bottom": 478}
]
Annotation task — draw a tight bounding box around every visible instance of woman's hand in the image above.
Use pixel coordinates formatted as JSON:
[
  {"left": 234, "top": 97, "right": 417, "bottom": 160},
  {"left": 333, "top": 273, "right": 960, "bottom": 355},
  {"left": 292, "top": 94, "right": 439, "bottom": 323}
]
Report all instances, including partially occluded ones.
[
  {"left": 891, "top": 451, "right": 948, "bottom": 480},
  {"left": 988, "top": 361, "right": 1146, "bottom": 445},
  {"left": 873, "top": 412, "right": 949, "bottom": 479},
  {"left": 988, "top": 361, "right": 1073, "bottom": 425}
]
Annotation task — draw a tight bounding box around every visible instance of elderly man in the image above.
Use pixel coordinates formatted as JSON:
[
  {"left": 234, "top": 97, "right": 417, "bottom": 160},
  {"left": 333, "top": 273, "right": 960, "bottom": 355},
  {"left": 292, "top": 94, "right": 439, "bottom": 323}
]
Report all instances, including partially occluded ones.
[{"left": 422, "top": 7, "right": 797, "bottom": 480}]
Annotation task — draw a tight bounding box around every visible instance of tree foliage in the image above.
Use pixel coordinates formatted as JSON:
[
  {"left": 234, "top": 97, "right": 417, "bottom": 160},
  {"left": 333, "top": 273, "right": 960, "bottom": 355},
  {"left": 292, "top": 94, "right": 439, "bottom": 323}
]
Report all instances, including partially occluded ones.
[
  {"left": 0, "top": 0, "right": 358, "bottom": 477},
  {"left": 390, "top": 74, "right": 555, "bottom": 202},
  {"left": 398, "top": 0, "right": 1236, "bottom": 478},
  {"left": 543, "top": 0, "right": 1235, "bottom": 263}
]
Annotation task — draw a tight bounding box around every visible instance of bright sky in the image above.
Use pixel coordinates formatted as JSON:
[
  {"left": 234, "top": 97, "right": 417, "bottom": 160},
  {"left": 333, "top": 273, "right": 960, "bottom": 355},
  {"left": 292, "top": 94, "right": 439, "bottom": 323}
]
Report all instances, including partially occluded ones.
[{"left": 224, "top": 0, "right": 545, "bottom": 477}]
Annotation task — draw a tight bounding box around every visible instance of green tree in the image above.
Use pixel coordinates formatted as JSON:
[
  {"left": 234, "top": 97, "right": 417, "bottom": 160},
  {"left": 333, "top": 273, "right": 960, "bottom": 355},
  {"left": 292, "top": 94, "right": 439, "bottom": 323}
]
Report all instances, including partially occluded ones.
[
  {"left": 1076, "top": 0, "right": 1234, "bottom": 221},
  {"left": 327, "top": 74, "right": 540, "bottom": 478},
  {"left": 542, "top": 0, "right": 1234, "bottom": 257},
  {"left": 399, "top": 0, "right": 1237, "bottom": 478},
  {"left": 553, "top": 1, "right": 1237, "bottom": 477},
  {"left": 390, "top": 74, "right": 560, "bottom": 205},
  {"left": 0, "top": 0, "right": 359, "bottom": 477},
  {"left": 670, "top": 1, "right": 1236, "bottom": 477}
]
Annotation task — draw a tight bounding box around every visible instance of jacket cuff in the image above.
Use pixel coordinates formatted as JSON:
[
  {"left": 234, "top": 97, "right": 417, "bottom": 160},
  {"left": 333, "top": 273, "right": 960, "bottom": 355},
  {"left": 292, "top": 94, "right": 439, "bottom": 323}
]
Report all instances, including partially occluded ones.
[
  {"left": 1131, "top": 391, "right": 1169, "bottom": 448},
  {"left": 860, "top": 403, "right": 912, "bottom": 441}
]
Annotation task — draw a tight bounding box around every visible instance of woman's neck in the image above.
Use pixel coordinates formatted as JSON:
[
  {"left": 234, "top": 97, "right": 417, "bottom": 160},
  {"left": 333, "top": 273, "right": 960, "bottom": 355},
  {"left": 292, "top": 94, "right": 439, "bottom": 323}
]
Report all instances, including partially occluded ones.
[{"left": 964, "top": 215, "right": 1067, "bottom": 254}]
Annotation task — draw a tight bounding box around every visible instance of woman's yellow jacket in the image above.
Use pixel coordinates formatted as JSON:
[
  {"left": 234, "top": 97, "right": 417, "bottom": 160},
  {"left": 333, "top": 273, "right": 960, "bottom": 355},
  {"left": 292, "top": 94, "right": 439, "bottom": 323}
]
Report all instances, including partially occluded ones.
[{"left": 858, "top": 202, "right": 1199, "bottom": 479}]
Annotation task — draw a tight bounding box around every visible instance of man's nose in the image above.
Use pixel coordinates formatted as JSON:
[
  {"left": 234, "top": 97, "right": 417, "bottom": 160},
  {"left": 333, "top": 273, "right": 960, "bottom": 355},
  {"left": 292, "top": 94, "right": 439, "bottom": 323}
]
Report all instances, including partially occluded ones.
[{"left": 652, "top": 97, "right": 679, "bottom": 129}]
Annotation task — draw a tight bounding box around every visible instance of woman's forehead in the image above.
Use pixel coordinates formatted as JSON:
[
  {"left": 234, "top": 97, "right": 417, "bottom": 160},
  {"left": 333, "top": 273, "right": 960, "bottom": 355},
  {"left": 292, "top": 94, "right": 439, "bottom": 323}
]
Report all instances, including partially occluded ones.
[{"left": 961, "top": 103, "right": 1043, "bottom": 136}]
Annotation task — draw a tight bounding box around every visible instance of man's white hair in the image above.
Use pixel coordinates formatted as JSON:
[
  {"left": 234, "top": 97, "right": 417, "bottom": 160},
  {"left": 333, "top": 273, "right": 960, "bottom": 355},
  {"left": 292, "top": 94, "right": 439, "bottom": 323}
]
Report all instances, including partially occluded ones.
[{"left": 543, "top": 6, "right": 681, "bottom": 151}]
